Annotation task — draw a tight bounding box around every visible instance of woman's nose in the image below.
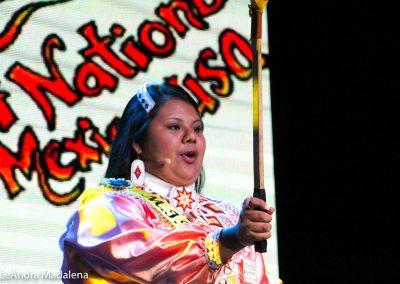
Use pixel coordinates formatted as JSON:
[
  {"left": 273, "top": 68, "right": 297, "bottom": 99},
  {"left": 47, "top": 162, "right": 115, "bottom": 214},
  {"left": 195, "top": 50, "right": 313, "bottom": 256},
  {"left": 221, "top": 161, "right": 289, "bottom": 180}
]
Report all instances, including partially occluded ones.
[{"left": 183, "top": 128, "right": 196, "bottom": 143}]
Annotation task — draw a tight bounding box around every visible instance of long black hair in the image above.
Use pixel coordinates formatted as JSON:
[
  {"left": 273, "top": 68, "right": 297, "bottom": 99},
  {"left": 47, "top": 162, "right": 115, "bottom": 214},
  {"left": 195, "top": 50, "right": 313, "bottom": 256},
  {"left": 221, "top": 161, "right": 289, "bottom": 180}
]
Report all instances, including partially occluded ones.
[{"left": 105, "top": 82, "right": 205, "bottom": 192}]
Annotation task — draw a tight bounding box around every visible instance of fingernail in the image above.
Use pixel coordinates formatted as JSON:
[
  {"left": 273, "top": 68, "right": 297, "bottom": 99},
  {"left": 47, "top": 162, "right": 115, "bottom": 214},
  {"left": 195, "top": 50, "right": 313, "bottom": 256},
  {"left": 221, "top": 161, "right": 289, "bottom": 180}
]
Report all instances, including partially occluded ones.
[
  {"left": 241, "top": 196, "right": 253, "bottom": 210},
  {"left": 246, "top": 196, "right": 253, "bottom": 209}
]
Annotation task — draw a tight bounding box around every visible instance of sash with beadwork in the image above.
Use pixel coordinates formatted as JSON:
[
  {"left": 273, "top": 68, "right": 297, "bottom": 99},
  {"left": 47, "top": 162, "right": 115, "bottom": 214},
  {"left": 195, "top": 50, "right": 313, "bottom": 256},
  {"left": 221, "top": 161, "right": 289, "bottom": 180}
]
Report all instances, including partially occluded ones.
[{"left": 96, "top": 178, "right": 190, "bottom": 228}]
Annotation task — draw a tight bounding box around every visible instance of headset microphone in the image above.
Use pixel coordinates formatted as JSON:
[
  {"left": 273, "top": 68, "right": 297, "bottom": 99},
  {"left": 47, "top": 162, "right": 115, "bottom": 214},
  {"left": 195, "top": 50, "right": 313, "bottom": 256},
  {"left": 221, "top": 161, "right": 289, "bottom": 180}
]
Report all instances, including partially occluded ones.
[{"left": 144, "top": 158, "right": 171, "bottom": 166}]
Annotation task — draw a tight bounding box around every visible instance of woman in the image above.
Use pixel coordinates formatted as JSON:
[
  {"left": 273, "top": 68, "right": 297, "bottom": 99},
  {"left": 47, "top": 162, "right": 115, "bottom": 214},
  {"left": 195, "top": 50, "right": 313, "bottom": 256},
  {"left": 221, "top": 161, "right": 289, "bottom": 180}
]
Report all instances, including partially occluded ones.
[{"left": 60, "top": 82, "right": 278, "bottom": 283}]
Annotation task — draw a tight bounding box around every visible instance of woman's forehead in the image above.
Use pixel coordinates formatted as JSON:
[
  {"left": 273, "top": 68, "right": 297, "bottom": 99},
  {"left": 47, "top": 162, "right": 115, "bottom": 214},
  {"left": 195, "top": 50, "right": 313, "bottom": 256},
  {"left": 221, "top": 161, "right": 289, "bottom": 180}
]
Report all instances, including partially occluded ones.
[{"left": 155, "top": 99, "right": 200, "bottom": 120}]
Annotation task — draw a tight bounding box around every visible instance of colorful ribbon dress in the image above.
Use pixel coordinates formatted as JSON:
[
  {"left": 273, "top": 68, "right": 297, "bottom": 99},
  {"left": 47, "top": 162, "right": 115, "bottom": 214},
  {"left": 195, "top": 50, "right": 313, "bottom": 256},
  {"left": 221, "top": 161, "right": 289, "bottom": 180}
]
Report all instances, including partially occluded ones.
[{"left": 60, "top": 173, "right": 279, "bottom": 283}]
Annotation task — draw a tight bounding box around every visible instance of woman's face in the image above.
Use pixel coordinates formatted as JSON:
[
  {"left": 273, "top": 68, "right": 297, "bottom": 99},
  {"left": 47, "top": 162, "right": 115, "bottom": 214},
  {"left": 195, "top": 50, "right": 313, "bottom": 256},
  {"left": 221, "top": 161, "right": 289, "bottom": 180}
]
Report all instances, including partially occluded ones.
[{"left": 134, "top": 99, "right": 206, "bottom": 186}]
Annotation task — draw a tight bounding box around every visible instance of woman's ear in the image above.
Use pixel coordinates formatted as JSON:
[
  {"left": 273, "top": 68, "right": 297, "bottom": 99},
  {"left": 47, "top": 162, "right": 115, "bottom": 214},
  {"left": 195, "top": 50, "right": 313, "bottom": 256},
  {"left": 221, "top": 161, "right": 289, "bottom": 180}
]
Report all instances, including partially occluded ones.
[{"left": 132, "top": 142, "right": 142, "bottom": 155}]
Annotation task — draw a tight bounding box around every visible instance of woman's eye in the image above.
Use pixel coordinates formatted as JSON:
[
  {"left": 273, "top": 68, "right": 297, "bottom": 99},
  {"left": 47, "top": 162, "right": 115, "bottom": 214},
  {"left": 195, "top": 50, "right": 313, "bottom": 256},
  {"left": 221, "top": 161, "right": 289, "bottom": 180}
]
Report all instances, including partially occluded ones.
[
  {"left": 194, "top": 126, "right": 203, "bottom": 133},
  {"left": 168, "top": 124, "right": 180, "bottom": 130}
]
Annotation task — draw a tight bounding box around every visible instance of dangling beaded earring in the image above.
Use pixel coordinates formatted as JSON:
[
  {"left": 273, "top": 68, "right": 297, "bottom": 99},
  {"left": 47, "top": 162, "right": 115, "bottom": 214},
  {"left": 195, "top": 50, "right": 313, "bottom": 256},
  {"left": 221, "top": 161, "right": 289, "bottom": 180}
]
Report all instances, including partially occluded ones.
[{"left": 131, "top": 155, "right": 145, "bottom": 187}]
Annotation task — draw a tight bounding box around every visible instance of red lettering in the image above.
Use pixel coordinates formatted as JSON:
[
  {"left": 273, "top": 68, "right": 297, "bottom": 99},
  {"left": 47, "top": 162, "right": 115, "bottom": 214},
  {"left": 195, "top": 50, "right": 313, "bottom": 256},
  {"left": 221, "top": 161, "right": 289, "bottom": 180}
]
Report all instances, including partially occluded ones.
[
  {"left": 156, "top": 0, "right": 208, "bottom": 38},
  {"left": 78, "top": 21, "right": 136, "bottom": 78},
  {"left": 0, "top": 1, "right": 68, "bottom": 52},
  {"left": 110, "top": 23, "right": 125, "bottom": 37},
  {"left": 105, "top": 117, "right": 120, "bottom": 145},
  {"left": 43, "top": 117, "right": 109, "bottom": 178},
  {"left": 219, "top": 29, "right": 253, "bottom": 80},
  {"left": 192, "top": 0, "right": 227, "bottom": 16},
  {"left": 0, "top": 127, "right": 38, "bottom": 198},
  {"left": 91, "top": 132, "right": 111, "bottom": 155},
  {"left": 88, "top": 117, "right": 114, "bottom": 155},
  {"left": 138, "top": 21, "right": 176, "bottom": 57},
  {"left": 0, "top": 126, "right": 84, "bottom": 205},
  {"left": 63, "top": 118, "right": 102, "bottom": 171},
  {"left": 40, "top": 116, "right": 121, "bottom": 205},
  {"left": 121, "top": 36, "right": 152, "bottom": 71},
  {"left": 164, "top": 75, "right": 179, "bottom": 85},
  {"left": 43, "top": 116, "right": 115, "bottom": 181},
  {"left": 183, "top": 74, "right": 219, "bottom": 115},
  {"left": 74, "top": 61, "right": 118, "bottom": 97},
  {"left": 43, "top": 140, "right": 75, "bottom": 180},
  {"left": 6, "top": 34, "right": 79, "bottom": 131},
  {"left": 36, "top": 152, "right": 84, "bottom": 205},
  {"left": 0, "top": 115, "right": 122, "bottom": 205},
  {"left": 0, "top": 89, "right": 18, "bottom": 132},
  {"left": 195, "top": 48, "right": 233, "bottom": 97}
]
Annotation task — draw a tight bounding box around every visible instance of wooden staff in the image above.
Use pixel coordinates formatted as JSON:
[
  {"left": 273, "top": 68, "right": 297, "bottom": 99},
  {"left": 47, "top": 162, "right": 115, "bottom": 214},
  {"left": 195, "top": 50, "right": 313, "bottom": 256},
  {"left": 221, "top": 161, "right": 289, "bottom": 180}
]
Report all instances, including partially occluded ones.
[{"left": 249, "top": 0, "right": 269, "bottom": 253}]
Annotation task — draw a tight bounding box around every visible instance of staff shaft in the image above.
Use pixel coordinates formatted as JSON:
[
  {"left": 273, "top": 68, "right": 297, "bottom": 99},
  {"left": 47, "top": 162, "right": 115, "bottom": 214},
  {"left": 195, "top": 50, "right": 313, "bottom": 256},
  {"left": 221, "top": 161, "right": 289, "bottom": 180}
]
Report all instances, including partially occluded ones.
[
  {"left": 251, "top": 10, "right": 264, "bottom": 190},
  {"left": 250, "top": 3, "right": 267, "bottom": 253}
]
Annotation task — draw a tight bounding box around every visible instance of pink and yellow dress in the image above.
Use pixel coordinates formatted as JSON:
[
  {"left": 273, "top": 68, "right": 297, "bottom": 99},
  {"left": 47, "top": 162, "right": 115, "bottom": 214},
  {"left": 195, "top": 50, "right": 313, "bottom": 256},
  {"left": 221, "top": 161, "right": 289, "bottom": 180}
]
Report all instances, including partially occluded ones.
[{"left": 60, "top": 173, "right": 279, "bottom": 283}]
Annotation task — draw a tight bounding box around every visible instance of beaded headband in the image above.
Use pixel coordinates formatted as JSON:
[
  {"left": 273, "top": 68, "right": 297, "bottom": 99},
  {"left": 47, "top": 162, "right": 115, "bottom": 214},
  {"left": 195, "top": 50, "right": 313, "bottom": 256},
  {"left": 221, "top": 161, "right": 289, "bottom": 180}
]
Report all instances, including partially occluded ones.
[{"left": 136, "top": 83, "right": 155, "bottom": 113}]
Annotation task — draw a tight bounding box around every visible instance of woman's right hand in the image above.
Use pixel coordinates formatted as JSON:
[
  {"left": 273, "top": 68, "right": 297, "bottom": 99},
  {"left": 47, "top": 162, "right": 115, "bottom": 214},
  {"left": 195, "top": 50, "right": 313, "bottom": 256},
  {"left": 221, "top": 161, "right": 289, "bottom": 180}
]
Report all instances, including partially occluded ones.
[{"left": 219, "top": 197, "right": 275, "bottom": 261}]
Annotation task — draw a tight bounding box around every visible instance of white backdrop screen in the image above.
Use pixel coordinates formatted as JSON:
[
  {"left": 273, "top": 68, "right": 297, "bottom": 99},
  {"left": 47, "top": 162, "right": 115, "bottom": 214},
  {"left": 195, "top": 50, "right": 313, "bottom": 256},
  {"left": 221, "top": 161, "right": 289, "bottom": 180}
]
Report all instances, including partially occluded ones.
[{"left": 0, "top": 0, "right": 279, "bottom": 282}]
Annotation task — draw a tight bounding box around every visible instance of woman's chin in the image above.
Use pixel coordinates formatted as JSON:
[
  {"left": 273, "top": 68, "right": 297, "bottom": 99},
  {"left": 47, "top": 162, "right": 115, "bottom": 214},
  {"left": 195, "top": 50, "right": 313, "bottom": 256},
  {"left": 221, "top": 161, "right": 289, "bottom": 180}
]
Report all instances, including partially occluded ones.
[
  {"left": 173, "top": 175, "right": 199, "bottom": 187},
  {"left": 153, "top": 166, "right": 201, "bottom": 186}
]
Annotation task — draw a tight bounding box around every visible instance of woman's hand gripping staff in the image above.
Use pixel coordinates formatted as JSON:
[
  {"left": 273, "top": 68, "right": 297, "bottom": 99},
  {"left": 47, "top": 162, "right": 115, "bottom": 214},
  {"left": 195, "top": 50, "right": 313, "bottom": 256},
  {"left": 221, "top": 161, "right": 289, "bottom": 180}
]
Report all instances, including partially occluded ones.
[{"left": 218, "top": 197, "right": 275, "bottom": 262}]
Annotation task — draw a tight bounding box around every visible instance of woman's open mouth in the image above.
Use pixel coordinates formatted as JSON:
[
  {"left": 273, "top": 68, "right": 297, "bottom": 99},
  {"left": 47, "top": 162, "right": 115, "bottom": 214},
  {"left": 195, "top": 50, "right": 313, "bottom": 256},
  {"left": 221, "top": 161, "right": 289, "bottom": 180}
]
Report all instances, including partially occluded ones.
[{"left": 181, "top": 151, "right": 198, "bottom": 163}]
